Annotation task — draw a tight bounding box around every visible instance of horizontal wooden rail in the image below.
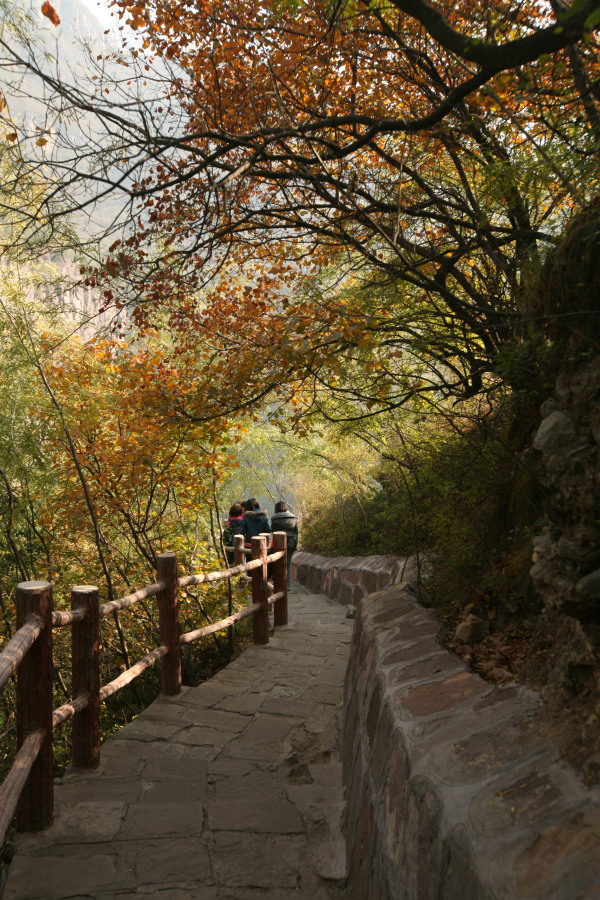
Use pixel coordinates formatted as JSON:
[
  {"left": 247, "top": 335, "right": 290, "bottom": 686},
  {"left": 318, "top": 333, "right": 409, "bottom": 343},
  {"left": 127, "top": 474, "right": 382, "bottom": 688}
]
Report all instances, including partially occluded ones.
[
  {"left": 180, "top": 602, "right": 261, "bottom": 645},
  {"left": 99, "top": 580, "right": 164, "bottom": 618},
  {"left": 0, "top": 730, "right": 44, "bottom": 846},
  {"left": 0, "top": 532, "right": 290, "bottom": 845},
  {"left": 52, "top": 692, "right": 89, "bottom": 730},
  {"left": 0, "top": 616, "right": 44, "bottom": 692},
  {"left": 179, "top": 556, "right": 262, "bottom": 588},
  {"left": 99, "top": 645, "right": 168, "bottom": 702},
  {"left": 268, "top": 550, "right": 285, "bottom": 563},
  {"left": 51, "top": 608, "right": 86, "bottom": 628},
  {"left": 54, "top": 600, "right": 267, "bottom": 725}
]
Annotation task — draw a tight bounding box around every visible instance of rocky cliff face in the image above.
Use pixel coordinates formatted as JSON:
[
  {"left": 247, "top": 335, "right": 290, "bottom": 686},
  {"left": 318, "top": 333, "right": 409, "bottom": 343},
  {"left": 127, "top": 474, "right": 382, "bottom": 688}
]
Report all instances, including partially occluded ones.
[{"left": 529, "top": 353, "right": 600, "bottom": 734}]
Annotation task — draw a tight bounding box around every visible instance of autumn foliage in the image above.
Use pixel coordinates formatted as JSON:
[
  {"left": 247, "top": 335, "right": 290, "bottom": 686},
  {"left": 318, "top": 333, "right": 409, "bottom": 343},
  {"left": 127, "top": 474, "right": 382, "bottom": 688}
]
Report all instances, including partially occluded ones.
[
  {"left": 78, "top": 0, "right": 599, "bottom": 425},
  {"left": 40, "top": 1, "right": 60, "bottom": 27}
]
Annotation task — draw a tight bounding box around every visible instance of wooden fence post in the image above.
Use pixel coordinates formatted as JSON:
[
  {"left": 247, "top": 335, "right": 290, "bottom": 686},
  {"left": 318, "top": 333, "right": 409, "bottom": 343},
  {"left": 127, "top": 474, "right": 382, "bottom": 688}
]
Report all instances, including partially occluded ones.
[
  {"left": 16, "top": 580, "right": 53, "bottom": 832},
  {"left": 157, "top": 552, "right": 181, "bottom": 695},
  {"left": 71, "top": 585, "right": 100, "bottom": 769},
  {"left": 251, "top": 535, "right": 269, "bottom": 644},
  {"left": 233, "top": 534, "right": 245, "bottom": 567},
  {"left": 272, "top": 532, "right": 288, "bottom": 627}
]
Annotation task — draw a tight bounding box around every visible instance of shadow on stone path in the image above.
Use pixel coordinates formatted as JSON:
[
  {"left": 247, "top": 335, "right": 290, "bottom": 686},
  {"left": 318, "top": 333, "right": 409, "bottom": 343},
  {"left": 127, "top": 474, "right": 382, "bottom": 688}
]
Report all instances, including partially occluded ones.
[{"left": 4, "top": 585, "right": 351, "bottom": 900}]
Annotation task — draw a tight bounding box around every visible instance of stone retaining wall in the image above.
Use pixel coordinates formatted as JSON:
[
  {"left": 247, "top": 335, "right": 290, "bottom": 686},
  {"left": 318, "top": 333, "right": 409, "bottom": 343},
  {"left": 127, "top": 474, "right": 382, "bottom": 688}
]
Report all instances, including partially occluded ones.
[
  {"left": 291, "top": 551, "right": 417, "bottom": 605},
  {"left": 294, "top": 552, "right": 600, "bottom": 900}
]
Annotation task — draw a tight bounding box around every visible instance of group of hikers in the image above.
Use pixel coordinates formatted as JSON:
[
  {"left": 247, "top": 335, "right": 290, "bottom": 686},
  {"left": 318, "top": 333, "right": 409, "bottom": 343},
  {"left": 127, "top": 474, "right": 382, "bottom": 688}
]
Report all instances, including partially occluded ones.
[{"left": 224, "top": 498, "right": 299, "bottom": 587}]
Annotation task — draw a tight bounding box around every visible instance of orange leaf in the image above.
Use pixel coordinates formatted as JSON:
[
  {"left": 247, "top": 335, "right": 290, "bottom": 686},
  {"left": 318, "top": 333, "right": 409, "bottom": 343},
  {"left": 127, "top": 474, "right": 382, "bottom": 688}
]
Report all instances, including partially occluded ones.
[{"left": 41, "top": 2, "right": 61, "bottom": 26}]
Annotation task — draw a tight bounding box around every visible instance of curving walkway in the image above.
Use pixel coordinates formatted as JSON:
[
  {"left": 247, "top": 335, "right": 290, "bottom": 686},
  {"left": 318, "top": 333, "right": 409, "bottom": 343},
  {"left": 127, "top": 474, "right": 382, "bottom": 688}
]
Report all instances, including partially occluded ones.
[{"left": 3, "top": 585, "right": 351, "bottom": 900}]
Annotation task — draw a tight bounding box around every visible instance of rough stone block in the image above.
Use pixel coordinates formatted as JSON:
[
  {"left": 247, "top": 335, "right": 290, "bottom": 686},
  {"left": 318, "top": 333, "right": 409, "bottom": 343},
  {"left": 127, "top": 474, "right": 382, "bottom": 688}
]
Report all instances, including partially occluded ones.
[
  {"left": 440, "top": 828, "right": 486, "bottom": 900},
  {"left": 361, "top": 570, "right": 379, "bottom": 594},
  {"left": 395, "top": 672, "right": 488, "bottom": 718},
  {"left": 389, "top": 653, "right": 464, "bottom": 687},
  {"left": 380, "top": 637, "right": 445, "bottom": 667},
  {"left": 370, "top": 702, "right": 394, "bottom": 789},
  {"left": 376, "top": 570, "right": 393, "bottom": 591},
  {"left": 342, "top": 569, "right": 362, "bottom": 585},
  {"left": 401, "top": 777, "right": 444, "bottom": 900},
  {"left": 426, "top": 724, "right": 548, "bottom": 788},
  {"left": 382, "top": 739, "right": 410, "bottom": 869},
  {"left": 514, "top": 812, "right": 600, "bottom": 899},
  {"left": 347, "top": 785, "right": 375, "bottom": 900}
]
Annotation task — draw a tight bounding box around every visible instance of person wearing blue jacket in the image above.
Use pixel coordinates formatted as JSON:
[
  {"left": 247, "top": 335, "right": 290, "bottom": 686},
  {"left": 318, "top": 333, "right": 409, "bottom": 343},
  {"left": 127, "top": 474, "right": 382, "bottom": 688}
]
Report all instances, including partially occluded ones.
[{"left": 240, "top": 498, "right": 271, "bottom": 548}]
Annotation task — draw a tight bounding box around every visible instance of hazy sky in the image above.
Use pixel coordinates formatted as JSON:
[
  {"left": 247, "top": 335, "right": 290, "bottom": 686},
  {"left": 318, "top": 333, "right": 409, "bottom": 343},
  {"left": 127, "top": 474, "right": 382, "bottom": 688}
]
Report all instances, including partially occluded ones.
[{"left": 76, "top": 0, "right": 116, "bottom": 30}]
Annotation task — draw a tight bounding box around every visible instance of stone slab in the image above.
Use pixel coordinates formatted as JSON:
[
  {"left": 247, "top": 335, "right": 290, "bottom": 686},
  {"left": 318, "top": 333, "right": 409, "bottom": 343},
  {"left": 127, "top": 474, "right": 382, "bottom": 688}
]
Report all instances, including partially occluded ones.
[
  {"left": 4, "top": 847, "right": 129, "bottom": 900},
  {"left": 113, "top": 890, "right": 219, "bottom": 900},
  {"left": 173, "top": 724, "right": 239, "bottom": 747},
  {"left": 216, "top": 692, "right": 270, "bottom": 715},
  {"left": 134, "top": 837, "right": 213, "bottom": 885},
  {"left": 57, "top": 777, "right": 142, "bottom": 804},
  {"left": 102, "top": 738, "right": 186, "bottom": 760},
  {"left": 260, "top": 697, "right": 318, "bottom": 717},
  {"left": 119, "top": 800, "right": 206, "bottom": 837},
  {"left": 179, "top": 706, "right": 249, "bottom": 732},
  {"left": 111, "top": 719, "right": 185, "bottom": 742},
  {"left": 208, "top": 794, "right": 303, "bottom": 834},
  {"left": 212, "top": 832, "right": 314, "bottom": 889},
  {"left": 228, "top": 713, "right": 297, "bottom": 747},
  {"left": 3, "top": 586, "right": 350, "bottom": 900},
  {"left": 207, "top": 758, "right": 256, "bottom": 779},
  {"left": 300, "top": 683, "right": 344, "bottom": 705}
]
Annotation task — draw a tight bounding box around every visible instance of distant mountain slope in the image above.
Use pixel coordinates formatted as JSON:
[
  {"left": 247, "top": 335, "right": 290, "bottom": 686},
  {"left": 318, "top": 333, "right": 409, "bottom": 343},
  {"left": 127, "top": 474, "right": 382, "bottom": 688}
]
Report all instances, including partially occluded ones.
[
  {"left": 7, "top": 0, "right": 112, "bottom": 123},
  {"left": 36, "top": 0, "right": 104, "bottom": 39}
]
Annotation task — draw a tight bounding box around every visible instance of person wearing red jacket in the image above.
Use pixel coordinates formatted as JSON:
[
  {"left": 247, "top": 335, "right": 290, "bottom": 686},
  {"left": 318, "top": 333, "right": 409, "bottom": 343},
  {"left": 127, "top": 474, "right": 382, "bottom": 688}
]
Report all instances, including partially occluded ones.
[{"left": 223, "top": 501, "right": 245, "bottom": 565}]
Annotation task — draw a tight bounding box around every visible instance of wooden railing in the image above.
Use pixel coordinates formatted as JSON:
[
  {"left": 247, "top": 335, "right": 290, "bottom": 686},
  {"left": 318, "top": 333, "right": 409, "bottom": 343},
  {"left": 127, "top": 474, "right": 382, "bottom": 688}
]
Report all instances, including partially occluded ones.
[{"left": 0, "top": 531, "right": 288, "bottom": 845}]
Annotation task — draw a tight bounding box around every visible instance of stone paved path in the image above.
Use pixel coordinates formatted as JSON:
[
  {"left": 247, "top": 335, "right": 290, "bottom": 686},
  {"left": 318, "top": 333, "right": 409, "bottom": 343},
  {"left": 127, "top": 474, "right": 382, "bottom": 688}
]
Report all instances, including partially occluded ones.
[{"left": 4, "top": 585, "right": 351, "bottom": 900}]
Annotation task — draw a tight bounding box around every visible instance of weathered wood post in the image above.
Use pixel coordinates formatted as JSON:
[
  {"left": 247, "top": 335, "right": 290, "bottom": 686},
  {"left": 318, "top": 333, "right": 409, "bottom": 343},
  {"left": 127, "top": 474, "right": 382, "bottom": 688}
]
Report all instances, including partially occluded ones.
[
  {"left": 157, "top": 552, "right": 181, "bottom": 695},
  {"left": 251, "top": 535, "right": 269, "bottom": 644},
  {"left": 272, "top": 532, "right": 288, "bottom": 627},
  {"left": 16, "top": 580, "right": 53, "bottom": 832},
  {"left": 233, "top": 534, "right": 245, "bottom": 568},
  {"left": 260, "top": 531, "right": 274, "bottom": 598},
  {"left": 71, "top": 585, "right": 100, "bottom": 769}
]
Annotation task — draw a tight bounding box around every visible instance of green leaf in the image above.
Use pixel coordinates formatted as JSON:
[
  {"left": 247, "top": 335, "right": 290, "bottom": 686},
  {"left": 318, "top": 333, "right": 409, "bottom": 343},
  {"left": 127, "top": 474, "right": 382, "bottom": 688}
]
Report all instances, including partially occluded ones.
[{"left": 585, "top": 8, "right": 600, "bottom": 29}]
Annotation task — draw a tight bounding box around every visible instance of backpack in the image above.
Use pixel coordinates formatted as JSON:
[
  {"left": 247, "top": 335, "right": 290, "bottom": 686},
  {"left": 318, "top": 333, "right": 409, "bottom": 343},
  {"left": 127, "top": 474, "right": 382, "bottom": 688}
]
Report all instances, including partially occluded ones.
[
  {"left": 223, "top": 517, "right": 244, "bottom": 546},
  {"left": 272, "top": 513, "right": 298, "bottom": 551}
]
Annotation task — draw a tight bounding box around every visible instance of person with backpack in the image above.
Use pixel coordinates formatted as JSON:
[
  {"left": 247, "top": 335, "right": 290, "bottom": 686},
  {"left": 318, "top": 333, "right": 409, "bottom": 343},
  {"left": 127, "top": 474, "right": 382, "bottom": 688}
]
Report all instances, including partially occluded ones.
[
  {"left": 240, "top": 498, "right": 271, "bottom": 549},
  {"left": 271, "top": 500, "right": 298, "bottom": 587},
  {"left": 223, "top": 501, "right": 245, "bottom": 565}
]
